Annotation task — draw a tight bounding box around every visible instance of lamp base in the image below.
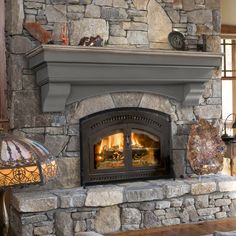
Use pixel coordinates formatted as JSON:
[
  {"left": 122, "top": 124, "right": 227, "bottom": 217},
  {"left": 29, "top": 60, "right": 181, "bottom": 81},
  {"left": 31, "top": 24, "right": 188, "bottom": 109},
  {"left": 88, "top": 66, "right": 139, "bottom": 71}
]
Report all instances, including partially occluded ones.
[{"left": 0, "top": 190, "right": 9, "bottom": 236}]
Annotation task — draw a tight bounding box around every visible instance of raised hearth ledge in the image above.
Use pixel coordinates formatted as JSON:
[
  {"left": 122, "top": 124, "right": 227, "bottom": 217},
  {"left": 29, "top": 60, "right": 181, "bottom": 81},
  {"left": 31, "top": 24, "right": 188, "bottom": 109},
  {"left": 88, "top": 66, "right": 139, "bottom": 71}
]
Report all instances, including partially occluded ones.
[
  {"left": 10, "top": 175, "right": 236, "bottom": 235},
  {"left": 12, "top": 175, "right": 236, "bottom": 212},
  {"left": 26, "top": 45, "right": 222, "bottom": 112}
]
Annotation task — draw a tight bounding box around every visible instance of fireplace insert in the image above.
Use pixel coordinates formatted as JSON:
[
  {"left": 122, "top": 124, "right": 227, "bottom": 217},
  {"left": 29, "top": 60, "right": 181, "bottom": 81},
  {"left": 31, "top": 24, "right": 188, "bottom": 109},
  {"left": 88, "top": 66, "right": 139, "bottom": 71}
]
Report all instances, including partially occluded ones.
[{"left": 80, "top": 108, "right": 172, "bottom": 185}]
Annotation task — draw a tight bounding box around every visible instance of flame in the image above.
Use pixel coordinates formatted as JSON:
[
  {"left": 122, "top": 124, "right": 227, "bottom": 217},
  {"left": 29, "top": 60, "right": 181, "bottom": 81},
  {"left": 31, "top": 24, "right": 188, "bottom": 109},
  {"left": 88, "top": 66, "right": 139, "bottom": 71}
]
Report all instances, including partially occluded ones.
[
  {"left": 131, "top": 133, "right": 142, "bottom": 148},
  {"left": 97, "top": 132, "right": 146, "bottom": 155},
  {"left": 98, "top": 133, "right": 124, "bottom": 154},
  {"left": 60, "top": 23, "right": 69, "bottom": 45}
]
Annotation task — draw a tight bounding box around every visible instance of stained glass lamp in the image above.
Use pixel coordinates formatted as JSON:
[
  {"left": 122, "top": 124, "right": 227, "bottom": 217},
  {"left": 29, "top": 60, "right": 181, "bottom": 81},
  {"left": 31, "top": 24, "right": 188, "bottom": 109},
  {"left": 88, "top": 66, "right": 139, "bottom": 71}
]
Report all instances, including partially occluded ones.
[{"left": 0, "top": 131, "right": 57, "bottom": 236}]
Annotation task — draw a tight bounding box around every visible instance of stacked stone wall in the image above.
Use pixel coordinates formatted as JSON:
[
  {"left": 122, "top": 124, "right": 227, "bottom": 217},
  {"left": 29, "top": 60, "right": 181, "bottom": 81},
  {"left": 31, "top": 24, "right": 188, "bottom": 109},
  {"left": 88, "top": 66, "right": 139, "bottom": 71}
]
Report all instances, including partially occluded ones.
[{"left": 10, "top": 177, "right": 236, "bottom": 235}]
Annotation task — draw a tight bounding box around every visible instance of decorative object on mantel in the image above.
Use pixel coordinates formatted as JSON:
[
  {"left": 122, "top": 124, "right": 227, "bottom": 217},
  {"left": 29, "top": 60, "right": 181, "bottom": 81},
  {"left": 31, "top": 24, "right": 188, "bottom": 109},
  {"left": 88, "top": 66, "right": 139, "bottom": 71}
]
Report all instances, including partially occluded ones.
[
  {"left": 221, "top": 113, "right": 236, "bottom": 143},
  {"left": 78, "top": 35, "right": 103, "bottom": 47},
  {"left": 187, "top": 119, "right": 226, "bottom": 175},
  {"left": 168, "top": 31, "right": 185, "bottom": 50},
  {"left": 0, "top": 130, "right": 57, "bottom": 236},
  {"left": 23, "top": 22, "right": 53, "bottom": 44},
  {"left": 60, "top": 23, "right": 69, "bottom": 45}
]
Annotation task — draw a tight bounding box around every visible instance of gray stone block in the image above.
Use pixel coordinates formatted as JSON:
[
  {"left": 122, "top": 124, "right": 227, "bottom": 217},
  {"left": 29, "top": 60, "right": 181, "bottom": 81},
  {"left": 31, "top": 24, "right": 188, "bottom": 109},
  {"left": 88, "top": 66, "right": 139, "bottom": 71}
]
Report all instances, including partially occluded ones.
[
  {"left": 44, "top": 135, "right": 69, "bottom": 156},
  {"left": 156, "top": 200, "right": 171, "bottom": 209},
  {"left": 74, "top": 220, "right": 87, "bottom": 232},
  {"left": 72, "top": 211, "right": 96, "bottom": 220},
  {"left": 215, "top": 212, "right": 227, "bottom": 219},
  {"left": 124, "top": 185, "right": 164, "bottom": 202},
  {"left": 55, "top": 212, "right": 73, "bottom": 236},
  {"left": 132, "top": 0, "right": 149, "bottom": 10},
  {"left": 139, "top": 202, "right": 155, "bottom": 210},
  {"left": 164, "top": 182, "right": 190, "bottom": 198},
  {"left": 34, "top": 225, "right": 54, "bottom": 235},
  {"left": 143, "top": 211, "right": 161, "bottom": 228},
  {"left": 12, "top": 192, "right": 58, "bottom": 213},
  {"left": 187, "top": 9, "right": 213, "bottom": 24},
  {"left": 121, "top": 208, "right": 141, "bottom": 225},
  {"left": 127, "top": 31, "right": 148, "bottom": 45},
  {"left": 170, "top": 198, "right": 183, "bottom": 207},
  {"left": 95, "top": 206, "right": 121, "bottom": 234},
  {"left": 85, "top": 186, "right": 124, "bottom": 206},
  {"left": 9, "top": 35, "right": 33, "bottom": 54},
  {"left": 85, "top": 5, "right": 100, "bottom": 17},
  {"left": 197, "top": 207, "right": 220, "bottom": 216},
  {"left": 195, "top": 195, "right": 209, "bottom": 209},
  {"left": 219, "top": 181, "right": 236, "bottom": 192},
  {"left": 93, "top": 0, "right": 112, "bottom": 6},
  {"left": 110, "top": 24, "right": 126, "bottom": 37},
  {"left": 215, "top": 199, "right": 231, "bottom": 207},
  {"left": 52, "top": 157, "right": 80, "bottom": 189},
  {"left": 21, "top": 214, "right": 48, "bottom": 225},
  {"left": 191, "top": 182, "right": 217, "bottom": 195},
  {"left": 53, "top": 189, "right": 86, "bottom": 208},
  {"left": 45, "top": 5, "right": 66, "bottom": 22},
  {"left": 162, "top": 218, "right": 180, "bottom": 226},
  {"left": 79, "top": 0, "right": 92, "bottom": 4},
  {"left": 75, "top": 232, "right": 104, "bottom": 236}
]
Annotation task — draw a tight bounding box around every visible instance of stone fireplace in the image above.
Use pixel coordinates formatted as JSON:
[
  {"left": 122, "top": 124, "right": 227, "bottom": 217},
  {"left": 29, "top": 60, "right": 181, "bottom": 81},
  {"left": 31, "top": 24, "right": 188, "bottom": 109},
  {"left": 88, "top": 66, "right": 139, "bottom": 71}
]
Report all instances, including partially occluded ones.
[
  {"left": 5, "top": 0, "right": 235, "bottom": 235},
  {"left": 7, "top": 0, "right": 223, "bottom": 187},
  {"left": 25, "top": 44, "right": 221, "bottom": 184}
]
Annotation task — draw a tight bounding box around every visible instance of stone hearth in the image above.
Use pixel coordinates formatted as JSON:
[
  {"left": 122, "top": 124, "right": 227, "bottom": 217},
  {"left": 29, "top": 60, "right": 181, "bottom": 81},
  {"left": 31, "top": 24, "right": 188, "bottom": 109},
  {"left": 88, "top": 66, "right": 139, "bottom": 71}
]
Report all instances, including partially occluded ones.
[{"left": 11, "top": 176, "right": 236, "bottom": 235}]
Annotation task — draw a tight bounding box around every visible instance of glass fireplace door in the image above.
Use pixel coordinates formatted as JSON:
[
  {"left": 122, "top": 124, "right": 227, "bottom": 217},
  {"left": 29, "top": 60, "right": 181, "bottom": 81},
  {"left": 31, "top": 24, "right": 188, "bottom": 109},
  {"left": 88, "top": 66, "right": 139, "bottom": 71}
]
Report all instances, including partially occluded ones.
[
  {"left": 94, "top": 131, "right": 125, "bottom": 169},
  {"left": 131, "top": 129, "right": 160, "bottom": 168},
  {"left": 94, "top": 128, "right": 161, "bottom": 171}
]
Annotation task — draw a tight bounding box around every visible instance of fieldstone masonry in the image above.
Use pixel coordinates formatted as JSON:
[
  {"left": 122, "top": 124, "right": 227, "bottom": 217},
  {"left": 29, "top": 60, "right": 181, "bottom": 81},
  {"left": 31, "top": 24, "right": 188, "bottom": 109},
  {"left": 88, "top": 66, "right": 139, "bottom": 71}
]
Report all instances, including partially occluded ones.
[
  {"left": 6, "top": 0, "right": 222, "bottom": 183},
  {"left": 10, "top": 176, "right": 236, "bottom": 235},
  {"left": 4, "top": 0, "right": 225, "bottom": 234}
]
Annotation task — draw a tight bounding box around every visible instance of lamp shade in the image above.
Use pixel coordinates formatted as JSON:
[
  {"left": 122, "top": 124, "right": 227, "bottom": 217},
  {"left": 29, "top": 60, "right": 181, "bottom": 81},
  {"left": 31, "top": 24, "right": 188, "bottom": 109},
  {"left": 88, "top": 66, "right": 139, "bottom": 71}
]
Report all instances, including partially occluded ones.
[{"left": 0, "top": 132, "right": 57, "bottom": 188}]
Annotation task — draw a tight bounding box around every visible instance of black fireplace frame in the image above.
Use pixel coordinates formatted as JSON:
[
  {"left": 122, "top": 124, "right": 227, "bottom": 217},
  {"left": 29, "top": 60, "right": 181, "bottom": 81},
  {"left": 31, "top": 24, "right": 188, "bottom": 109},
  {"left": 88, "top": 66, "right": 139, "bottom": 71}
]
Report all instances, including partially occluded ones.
[{"left": 80, "top": 108, "right": 173, "bottom": 185}]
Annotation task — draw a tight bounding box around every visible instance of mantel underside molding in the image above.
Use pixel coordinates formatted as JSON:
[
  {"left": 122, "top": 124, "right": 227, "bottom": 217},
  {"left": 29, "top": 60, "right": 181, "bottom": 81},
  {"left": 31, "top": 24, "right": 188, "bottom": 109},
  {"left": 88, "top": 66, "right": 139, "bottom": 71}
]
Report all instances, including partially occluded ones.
[{"left": 26, "top": 45, "right": 222, "bottom": 112}]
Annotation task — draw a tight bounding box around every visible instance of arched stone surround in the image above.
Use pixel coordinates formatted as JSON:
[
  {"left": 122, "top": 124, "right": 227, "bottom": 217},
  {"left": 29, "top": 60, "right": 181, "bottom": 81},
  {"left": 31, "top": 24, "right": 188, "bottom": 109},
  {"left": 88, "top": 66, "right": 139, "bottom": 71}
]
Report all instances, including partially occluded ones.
[{"left": 56, "top": 91, "right": 194, "bottom": 188}]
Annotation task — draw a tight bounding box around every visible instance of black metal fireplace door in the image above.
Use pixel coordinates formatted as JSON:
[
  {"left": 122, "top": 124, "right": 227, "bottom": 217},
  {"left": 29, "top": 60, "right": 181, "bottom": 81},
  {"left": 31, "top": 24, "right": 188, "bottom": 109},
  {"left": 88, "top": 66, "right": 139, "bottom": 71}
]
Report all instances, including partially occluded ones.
[{"left": 80, "top": 108, "right": 172, "bottom": 185}]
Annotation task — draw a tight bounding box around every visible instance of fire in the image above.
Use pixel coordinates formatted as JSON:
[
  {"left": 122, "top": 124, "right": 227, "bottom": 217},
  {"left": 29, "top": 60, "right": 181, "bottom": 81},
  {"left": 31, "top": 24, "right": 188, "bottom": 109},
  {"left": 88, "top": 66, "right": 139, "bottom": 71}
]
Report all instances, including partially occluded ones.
[
  {"left": 98, "top": 133, "right": 124, "bottom": 154},
  {"left": 98, "top": 132, "right": 145, "bottom": 155},
  {"left": 131, "top": 133, "right": 142, "bottom": 148}
]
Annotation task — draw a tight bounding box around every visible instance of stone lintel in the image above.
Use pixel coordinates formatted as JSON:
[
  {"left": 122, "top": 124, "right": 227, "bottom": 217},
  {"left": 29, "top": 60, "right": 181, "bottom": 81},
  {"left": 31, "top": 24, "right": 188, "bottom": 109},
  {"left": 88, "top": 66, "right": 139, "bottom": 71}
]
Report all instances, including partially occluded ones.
[{"left": 26, "top": 45, "right": 222, "bottom": 112}]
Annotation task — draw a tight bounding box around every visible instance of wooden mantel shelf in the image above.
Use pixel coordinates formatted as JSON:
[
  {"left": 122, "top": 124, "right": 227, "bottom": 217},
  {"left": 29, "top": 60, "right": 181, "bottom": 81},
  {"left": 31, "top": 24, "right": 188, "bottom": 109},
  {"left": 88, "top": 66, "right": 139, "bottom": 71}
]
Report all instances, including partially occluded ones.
[{"left": 26, "top": 45, "right": 222, "bottom": 112}]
